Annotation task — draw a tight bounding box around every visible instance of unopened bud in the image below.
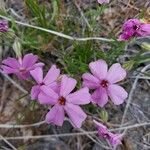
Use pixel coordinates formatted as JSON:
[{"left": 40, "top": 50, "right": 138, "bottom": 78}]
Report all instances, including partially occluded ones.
[{"left": 13, "top": 38, "right": 22, "bottom": 58}]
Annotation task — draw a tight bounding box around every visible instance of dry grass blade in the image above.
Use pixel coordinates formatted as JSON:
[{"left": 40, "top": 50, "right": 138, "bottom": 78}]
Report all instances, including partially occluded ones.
[
  {"left": 0, "top": 121, "right": 45, "bottom": 128},
  {"left": 119, "top": 64, "right": 150, "bottom": 134},
  {"left": 0, "top": 135, "right": 17, "bottom": 150},
  {"left": 0, "top": 122, "right": 149, "bottom": 140}
]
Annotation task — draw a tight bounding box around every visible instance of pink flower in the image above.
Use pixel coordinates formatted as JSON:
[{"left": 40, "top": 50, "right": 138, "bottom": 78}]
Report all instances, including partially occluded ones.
[
  {"left": 82, "top": 60, "right": 128, "bottom": 107},
  {"left": 97, "top": 0, "right": 110, "bottom": 4},
  {"left": 94, "top": 120, "right": 122, "bottom": 147},
  {"left": 1, "top": 53, "right": 44, "bottom": 80},
  {"left": 38, "top": 75, "right": 91, "bottom": 128},
  {"left": 0, "top": 20, "right": 8, "bottom": 32},
  {"left": 30, "top": 65, "right": 60, "bottom": 100},
  {"left": 119, "top": 19, "right": 150, "bottom": 41}
]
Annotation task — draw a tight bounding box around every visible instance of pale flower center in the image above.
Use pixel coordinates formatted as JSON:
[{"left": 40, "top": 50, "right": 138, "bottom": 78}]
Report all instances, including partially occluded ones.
[
  {"left": 58, "top": 97, "right": 66, "bottom": 105},
  {"left": 100, "top": 80, "right": 109, "bottom": 88},
  {"left": 19, "top": 68, "right": 26, "bottom": 73}
]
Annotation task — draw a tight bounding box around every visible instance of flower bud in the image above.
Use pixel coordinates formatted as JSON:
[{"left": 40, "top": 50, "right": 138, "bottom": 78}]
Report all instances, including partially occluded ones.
[
  {"left": 13, "top": 38, "right": 22, "bottom": 58},
  {"left": 100, "top": 109, "right": 108, "bottom": 122},
  {"left": 0, "top": 20, "right": 8, "bottom": 32}
]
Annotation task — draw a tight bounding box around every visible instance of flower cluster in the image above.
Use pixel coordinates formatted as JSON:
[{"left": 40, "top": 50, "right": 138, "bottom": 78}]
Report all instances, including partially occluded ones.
[
  {"left": 119, "top": 19, "right": 150, "bottom": 41},
  {"left": 30, "top": 67, "right": 91, "bottom": 128},
  {"left": 1, "top": 53, "right": 127, "bottom": 146},
  {"left": 0, "top": 20, "right": 9, "bottom": 32},
  {"left": 94, "top": 120, "right": 122, "bottom": 147},
  {"left": 97, "top": 2, "right": 150, "bottom": 41},
  {"left": 0, "top": 3, "right": 149, "bottom": 147}
]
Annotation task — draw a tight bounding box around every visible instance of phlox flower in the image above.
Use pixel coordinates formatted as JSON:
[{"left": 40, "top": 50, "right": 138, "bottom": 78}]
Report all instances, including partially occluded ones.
[
  {"left": 38, "top": 75, "right": 91, "bottom": 128},
  {"left": 82, "top": 60, "right": 128, "bottom": 107},
  {"left": 119, "top": 19, "right": 150, "bottom": 41},
  {"left": 97, "top": 0, "right": 110, "bottom": 4},
  {"left": 94, "top": 120, "right": 122, "bottom": 147},
  {"left": 1, "top": 53, "right": 44, "bottom": 80},
  {"left": 30, "top": 65, "right": 60, "bottom": 100},
  {"left": 0, "top": 20, "right": 8, "bottom": 32}
]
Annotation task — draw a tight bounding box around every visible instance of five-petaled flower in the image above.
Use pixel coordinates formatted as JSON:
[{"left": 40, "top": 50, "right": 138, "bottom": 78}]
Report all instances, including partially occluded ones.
[
  {"left": 97, "top": 0, "right": 110, "bottom": 4},
  {"left": 119, "top": 19, "right": 150, "bottom": 41},
  {"left": 82, "top": 60, "right": 128, "bottom": 107},
  {"left": 30, "top": 65, "right": 60, "bottom": 100},
  {"left": 38, "top": 75, "right": 91, "bottom": 128},
  {"left": 0, "top": 20, "right": 8, "bottom": 32},
  {"left": 1, "top": 53, "right": 44, "bottom": 80},
  {"left": 94, "top": 120, "right": 122, "bottom": 147}
]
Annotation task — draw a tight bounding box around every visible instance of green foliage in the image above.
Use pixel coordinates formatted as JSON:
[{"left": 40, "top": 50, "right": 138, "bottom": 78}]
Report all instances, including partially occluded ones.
[
  {"left": 25, "top": 0, "right": 48, "bottom": 28},
  {"left": 62, "top": 41, "right": 93, "bottom": 76},
  {"left": 123, "top": 43, "right": 150, "bottom": 71},
  {"left": 0, "top": 1, "right": 126, "bottom": 81},
  {"left": 61, "top": 40, "right": 125, "bottom": 80},
  {"left": 96, "top": 40, "right": 125, "bottom": 64},
  {"left": 85, "top": 5, "right": 107, "bottom": 31}
]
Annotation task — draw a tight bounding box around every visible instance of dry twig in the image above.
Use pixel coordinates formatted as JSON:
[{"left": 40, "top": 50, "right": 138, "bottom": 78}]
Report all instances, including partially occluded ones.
[{"left": 119, "top": 64, "right": 150, "bottom": 134}]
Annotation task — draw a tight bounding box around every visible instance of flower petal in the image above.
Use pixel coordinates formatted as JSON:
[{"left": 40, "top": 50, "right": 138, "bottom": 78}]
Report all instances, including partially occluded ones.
[
  {"left": 32, "top": 62, "right": 44, "bottom": 68},
  {"left": 27, "top": 63, "right": 44, "bottom": 71},
  {"left": 98, "top": 0, "right": 110, "bottom": 4},
  {"left": 30, "top": 67, "right": 43, "bottom": 84},
  {"left": 45, "top": 105, "right": 65, "bottom": 126},
  {"left": 92, "top": 88, "right": 108, "bottom": 107},
  {"left": 64, "top": 103, "right": 87, "bottom": 128},
  {"left": 43, "top": 65, "right": 60, "bottom": 85},
  {"left": 2, "top": 57, "right": 20, "bottom": 68},
  {"left": 46, "top": 81, "right": 59, "bottom": 92},
  {"left": 60, "top": 75, "right": 77, "bottom": 97},
  {"left": 38, "top": 85, "right": 58, "bottom": 105},
  {"left": 89, "top": 60, "right": 108, "bottom": 80},
  {"left": 22, "top": 53, "right": 38, "bottom": 68},
  {"left": 1, "top": 65, "right": 18, "bottom": 74},
  {"left": 106, "top": 63, "right": 126, "bottom": 83},
  {"left": 31, "top": 85, "right": 41, "bottom": 100},
  {"left": 93, "top": 120, "right": 107, "bottom": 129},
  {"left": 118, "top": 33, "right": 130, "bottom": 41},
  {"left": 38, "top": 92, "right": 57, "bottom": 105},
  {"left": 66, "top": 87, "right": 91, "bottom": 105},
  {"left": 82, "top": 73, "right": 99, "bottom": 89},
  {"left": 141, "top": 24, "right": 150, "bottom": 35},
  {"left": 108, "top": 84, "right": 128, "bottom": 105},
  {"left": 41, "top": 85, "right": 59, "bottom": 99},
  {"left": 109, "top": 133, "right": 122, "bottom": 147}
]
